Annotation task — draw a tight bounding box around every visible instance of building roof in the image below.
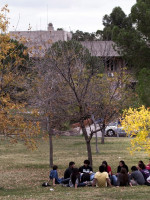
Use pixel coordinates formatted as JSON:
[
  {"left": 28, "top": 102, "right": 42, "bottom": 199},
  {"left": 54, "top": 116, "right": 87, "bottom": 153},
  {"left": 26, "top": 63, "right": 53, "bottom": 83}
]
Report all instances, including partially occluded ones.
[
  {"left": 10, "top": 28, "right": 120, "bottom": 57},
  {"left": 81, "top": 41, "right": 120, "bottom": 57},
  {"left": 10, "top": 29, "right": 72, "bottom": 57}
]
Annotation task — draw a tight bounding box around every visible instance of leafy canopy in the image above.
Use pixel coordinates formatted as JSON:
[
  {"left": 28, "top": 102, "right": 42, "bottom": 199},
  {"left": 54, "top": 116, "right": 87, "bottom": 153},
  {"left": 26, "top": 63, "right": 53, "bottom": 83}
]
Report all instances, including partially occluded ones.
[
  {"left": 0, "top": 5, "right": 40, "bottom": 148},
  {"left": 101, "top": 1, "right": 150, "bottom": 106}
]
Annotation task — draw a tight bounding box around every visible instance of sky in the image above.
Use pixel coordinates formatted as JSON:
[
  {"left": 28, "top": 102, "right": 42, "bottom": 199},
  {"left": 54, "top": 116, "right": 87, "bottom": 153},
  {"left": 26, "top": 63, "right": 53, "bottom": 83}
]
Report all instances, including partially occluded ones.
[{"left": 1, "top": 0, "right": 136, "bottom": 33}]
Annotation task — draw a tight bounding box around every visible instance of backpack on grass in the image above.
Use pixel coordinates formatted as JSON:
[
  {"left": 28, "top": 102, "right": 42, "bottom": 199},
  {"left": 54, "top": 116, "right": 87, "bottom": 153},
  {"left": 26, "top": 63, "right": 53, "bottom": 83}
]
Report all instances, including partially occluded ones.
[{"left": 42, "top": 182, "right": 51, "bottom": 187}]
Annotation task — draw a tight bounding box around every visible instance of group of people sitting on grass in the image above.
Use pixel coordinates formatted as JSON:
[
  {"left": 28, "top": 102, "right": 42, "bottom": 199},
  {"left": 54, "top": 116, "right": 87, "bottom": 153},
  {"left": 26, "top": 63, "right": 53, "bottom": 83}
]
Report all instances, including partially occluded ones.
[{"left": 49, "top": 159, "right": 150, "bottom": 188}]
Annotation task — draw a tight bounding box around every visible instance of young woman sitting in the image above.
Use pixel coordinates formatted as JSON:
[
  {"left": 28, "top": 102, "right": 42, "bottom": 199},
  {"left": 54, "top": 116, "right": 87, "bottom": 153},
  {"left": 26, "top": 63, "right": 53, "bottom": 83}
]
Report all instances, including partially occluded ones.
[
  {"left": 117, "top": 168, "right": 131, "bottom": 187},
  {"left": 102, "top": 161, "right": 112, "bottom": 176}
]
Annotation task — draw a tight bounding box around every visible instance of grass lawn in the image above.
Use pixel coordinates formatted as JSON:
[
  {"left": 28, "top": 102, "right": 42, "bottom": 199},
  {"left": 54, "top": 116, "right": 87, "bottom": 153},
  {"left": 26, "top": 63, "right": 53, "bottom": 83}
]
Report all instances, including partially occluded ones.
[{"left": 0, "top": 136, "right": 149, "bottom": 200}]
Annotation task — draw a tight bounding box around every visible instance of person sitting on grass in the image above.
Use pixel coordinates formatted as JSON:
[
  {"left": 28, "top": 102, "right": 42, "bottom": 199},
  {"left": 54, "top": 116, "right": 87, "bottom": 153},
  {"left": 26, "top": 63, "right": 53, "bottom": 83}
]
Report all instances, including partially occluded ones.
[
  {"left": 111, "top": 160, "right": 129, "bottom": 186},
  {"left": 116, "top": 168, "right": 131, "bottom": 187},
  {"left": 64, "top": 161, "right": 75, "bottom": 180},
  {"left": 146, "top": 159, "right": 150, "bottom": 171},
  {"left": 102, "top": 161, "right": 112, "bottom": 176},
  {"left": 130, "top": 166, "right": 145, "bottom": 186},
  {"left": 138, "top": 163, "right": 150, "bottom": 185},
  {"left": 69, "top": 168, "right": 87, "bottom": 189},
  {"left": 138, "top": 160, "right": 146, "bottom": 168},
  {"left": 92, "top": 165, "right": 112, "bottom": 187},
  {"left": 49, "top": 165, "right": 70, "bottom": 186},
  {"left": 79, "top": 160, "right": 94, "bottom": 182},
  {"left": 117, "top": 160, "right": 129, "bottom": 174}
]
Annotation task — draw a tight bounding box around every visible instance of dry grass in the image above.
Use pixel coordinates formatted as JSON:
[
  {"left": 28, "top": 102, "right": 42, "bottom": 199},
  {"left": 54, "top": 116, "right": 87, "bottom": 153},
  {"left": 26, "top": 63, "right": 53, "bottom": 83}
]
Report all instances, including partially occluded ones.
[{"left": 0, "top": 136, "right": 149, "bottom": 200}]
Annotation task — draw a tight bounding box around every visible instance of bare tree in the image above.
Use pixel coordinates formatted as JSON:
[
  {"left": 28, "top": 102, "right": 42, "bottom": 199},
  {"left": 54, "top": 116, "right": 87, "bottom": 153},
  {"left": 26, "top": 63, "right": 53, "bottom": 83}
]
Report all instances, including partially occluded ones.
[
  {"left": 37, "top": 40, "right": 135, "bottom": 166},
  {"left": 80, "top": 40, "right": 133, "bottom": 144},
  {"left": 30, "top": 56, "right": 63, "bottom": 167}
]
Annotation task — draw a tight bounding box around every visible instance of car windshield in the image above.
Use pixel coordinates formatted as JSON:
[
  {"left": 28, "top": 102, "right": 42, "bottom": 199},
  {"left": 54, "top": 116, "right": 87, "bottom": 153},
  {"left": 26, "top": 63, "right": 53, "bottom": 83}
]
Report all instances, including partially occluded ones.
[{"left": 108, "top": 122, "right": 118, "bottom": 126}]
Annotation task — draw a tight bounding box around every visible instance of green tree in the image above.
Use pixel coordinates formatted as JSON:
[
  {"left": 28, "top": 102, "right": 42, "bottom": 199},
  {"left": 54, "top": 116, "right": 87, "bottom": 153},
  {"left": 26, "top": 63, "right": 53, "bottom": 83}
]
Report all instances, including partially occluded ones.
[
  {"left": 131, "top": 0, "right": 150, "bottom": 40},
  {"left": 102, "top": 1, "right": 150, "bottom": 106},
  {"left": 100, "top": 7, "right": 132, "bottom": 40},
  {"left": 137, "top": 68, "right": 150, "bottom": 106},
  {"left": 72, "top": 30, "right": 97, "bottom": 41}
]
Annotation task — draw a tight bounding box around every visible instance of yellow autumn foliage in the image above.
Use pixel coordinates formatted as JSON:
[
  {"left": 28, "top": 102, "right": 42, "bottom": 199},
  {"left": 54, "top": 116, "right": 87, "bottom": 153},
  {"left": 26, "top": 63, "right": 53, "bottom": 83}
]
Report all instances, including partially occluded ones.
[
  {"left": 122, "top": 106, "right": 150, "bottom": 156},
  {"left": 0, "top": 5, "right": 41, "bottom": 149}
]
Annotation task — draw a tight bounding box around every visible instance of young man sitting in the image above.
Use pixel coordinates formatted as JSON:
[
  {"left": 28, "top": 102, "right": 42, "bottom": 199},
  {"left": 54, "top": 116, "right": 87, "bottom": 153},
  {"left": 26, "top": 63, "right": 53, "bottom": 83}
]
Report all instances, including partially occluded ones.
[
  {"left": 130, "top": 166, "right": 145, "bottom": 185},
  {"left": 63, "top": 161, "right": 75, "bottom": 183},
  {"left": 92, "top": 165, "right": 112, "bottom": 187},
  {"left": 79, "top": 160, "right": 94, "bottom": 182},
  {"left": 49, "top": 165, "right": 70, "bottom": 186}
]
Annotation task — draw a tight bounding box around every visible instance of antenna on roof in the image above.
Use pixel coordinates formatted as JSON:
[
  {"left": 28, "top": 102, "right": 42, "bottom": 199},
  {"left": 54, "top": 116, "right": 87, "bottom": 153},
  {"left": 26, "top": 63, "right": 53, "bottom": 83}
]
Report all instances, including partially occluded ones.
[
  {"left": 15, "top": 13, "right": 20, "bottom": 31},
  {"left": 69, "top": 26, "right": 72, "bottom": 32},
  {"left": 47, "top": 4, "right": 49, "bottom": 26},
  {"left": 40, "top": 17, "right": 41, "bottom": 30}
]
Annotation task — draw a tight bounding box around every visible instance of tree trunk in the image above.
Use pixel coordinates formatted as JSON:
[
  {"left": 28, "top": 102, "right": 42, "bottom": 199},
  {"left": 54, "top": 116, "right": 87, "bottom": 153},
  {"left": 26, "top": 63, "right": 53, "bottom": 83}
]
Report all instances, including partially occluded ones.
[
  {"left": 101, "top": 126, "right": 105, "bottom": 144},
  {"left": 49, "top": 129, "right": 53, "bottom": 168},
  {"left": 46, "top": 115, "right": 53, "bottom": 168},
  {"left": 80, "top": 121, "right": 93, "bottom": 167},
  {"left": 94, "top": 122, "right": 99, "bottom": 153},
  {"left": 95, "top": 132, "right": 99, "bottom": 153},
  {"left": 86, "top": 140, "right": 92, "bottom": 167},
  {"left": 91, "top": 114, "right": 99, "bottom": 153}
]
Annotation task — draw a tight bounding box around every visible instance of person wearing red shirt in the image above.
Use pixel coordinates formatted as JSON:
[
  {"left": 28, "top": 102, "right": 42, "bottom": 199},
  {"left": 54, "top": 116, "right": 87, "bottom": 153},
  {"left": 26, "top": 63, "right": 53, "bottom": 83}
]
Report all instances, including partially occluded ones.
[
  {"left": 102, "top": 161, "right": 112, "bottom": 176},
  {"left": 146, "top": 159, "right": 150, "bottom": 171}
]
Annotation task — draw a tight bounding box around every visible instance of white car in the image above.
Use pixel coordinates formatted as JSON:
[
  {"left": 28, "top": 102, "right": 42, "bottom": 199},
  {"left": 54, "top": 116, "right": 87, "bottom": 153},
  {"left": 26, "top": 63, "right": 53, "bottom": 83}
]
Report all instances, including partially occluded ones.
[{"left": 105, "top": 122, "right": 126, "bottom": 137}]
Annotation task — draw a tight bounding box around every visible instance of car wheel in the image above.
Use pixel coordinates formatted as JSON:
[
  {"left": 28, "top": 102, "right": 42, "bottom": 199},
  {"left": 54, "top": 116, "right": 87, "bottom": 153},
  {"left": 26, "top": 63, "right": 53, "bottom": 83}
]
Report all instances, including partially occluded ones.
[{"left": 107, "top": 129, "right": 115, "bottom": 137}]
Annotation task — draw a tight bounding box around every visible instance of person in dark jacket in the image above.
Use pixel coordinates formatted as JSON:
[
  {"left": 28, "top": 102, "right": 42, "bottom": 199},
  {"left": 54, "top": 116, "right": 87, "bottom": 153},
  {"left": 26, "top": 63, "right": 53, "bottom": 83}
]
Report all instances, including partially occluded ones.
[
  {"left": 111, "top": 160, "right": 129, "bottom": 186},
  {"left": 117, "top": 160, "right": 129, "bottom": 174},
  {"left": 64, "top": 161, "right": 75, "bottom": 179}
]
